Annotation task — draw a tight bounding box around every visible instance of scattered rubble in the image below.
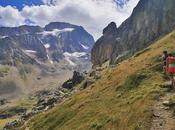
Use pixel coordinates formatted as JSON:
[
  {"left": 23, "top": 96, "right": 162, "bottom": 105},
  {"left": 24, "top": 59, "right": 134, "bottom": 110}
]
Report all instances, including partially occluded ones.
[{"left": 3, "top": 70, "right": 96, "bottom": 129}]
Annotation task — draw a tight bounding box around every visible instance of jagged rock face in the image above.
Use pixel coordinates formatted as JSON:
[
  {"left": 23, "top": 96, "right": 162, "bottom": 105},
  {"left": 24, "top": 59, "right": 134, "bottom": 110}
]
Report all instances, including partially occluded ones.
[
  {"left": 0, "top": 38, "right": 36, "bottom": 65},
  {"left": 91, "top": 22, "right": 118, "bottom": 66},
  {"left": 92, "top": 0, "right": 175, "bottom": 66},
  {"left": 0, "top": 22, "right": 94, "bottom": 66},
  {"left": 0, "top": 25, "right": 43, "bottom": 36},
  {"left": 103, "top": 22, "right": 117, "bottom": 36},
  {"left": 62, "top": 71, "right": 84, "bottom": 89}
]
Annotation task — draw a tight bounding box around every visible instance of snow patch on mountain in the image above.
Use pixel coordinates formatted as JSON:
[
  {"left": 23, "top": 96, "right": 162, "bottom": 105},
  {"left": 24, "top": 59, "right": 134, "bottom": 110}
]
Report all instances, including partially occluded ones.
[
  {"left": 0, "top": 36, "right": 8, "bottom": 39},
  {"left": 44, "top": 44, "right": 50, "bottom": 49},
  {"left": 63, "top": 52, "right": 87, "bottom": 66},
  {"left": 38, "top": 28, "right": 75, "bottom": 37},
  {"left": 64, "top": 52, "right": 87, "bottom": 58},
  {"left": 64, "top": 56, "right": 76, "bottom": 66},
  {"left": 25, "top": 50, "right": 37, "bottom": 53},
  {"left": 80, "top": 44, "right": 89, "bottom": 50}
]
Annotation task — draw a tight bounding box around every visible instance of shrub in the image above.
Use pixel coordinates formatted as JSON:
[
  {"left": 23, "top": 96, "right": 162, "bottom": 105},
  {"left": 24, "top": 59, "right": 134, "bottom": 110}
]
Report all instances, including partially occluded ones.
[{"left": 91, "top": 123, "right": 103, "bottom": 130}]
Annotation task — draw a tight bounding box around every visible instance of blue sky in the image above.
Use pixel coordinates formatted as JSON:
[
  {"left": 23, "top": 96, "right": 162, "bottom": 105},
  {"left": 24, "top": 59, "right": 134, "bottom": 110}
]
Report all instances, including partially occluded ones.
[
  {"left": 0, "top": 0, "right": 43, "bottom": 10},
  {"left": 0, "top": 0, "right": 139, "bottom": 39}
]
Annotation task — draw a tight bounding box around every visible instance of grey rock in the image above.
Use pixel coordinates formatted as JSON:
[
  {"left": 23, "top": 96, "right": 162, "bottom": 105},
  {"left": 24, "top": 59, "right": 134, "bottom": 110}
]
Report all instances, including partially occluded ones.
[
  {"left": 92, "top": 0, "right": 175, "bottom": 66},
  {"left": 62, "top": 71, "right": 85, "bottom": 89}
]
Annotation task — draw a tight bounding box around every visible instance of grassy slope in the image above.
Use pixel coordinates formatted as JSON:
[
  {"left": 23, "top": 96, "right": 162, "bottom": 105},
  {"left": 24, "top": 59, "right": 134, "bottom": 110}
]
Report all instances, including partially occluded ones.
[{"left": 26, "top": 31, "right": 175, "bottom": 130}]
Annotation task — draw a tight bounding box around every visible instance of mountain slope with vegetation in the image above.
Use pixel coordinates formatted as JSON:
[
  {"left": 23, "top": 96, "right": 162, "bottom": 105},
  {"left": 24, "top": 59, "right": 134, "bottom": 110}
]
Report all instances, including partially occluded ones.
[{"left": 24, "top": 29, "right": 175, "bottom": 130}]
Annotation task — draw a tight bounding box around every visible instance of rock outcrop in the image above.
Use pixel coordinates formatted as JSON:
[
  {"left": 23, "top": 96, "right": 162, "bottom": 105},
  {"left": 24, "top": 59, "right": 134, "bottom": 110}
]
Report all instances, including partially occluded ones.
[
  {"left": 62, "top": 71, "right": 85, "bottom": 89},
  {"left": 92, "top": 0, "right": 175, "bottom": 66},
  {"left": 91, "top": 22, "right": 118, "bottom": 66}
]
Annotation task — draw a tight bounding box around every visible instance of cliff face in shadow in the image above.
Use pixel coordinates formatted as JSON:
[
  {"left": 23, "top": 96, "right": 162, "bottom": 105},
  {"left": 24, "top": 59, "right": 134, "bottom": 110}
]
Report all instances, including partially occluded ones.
[{"left": 92, "top": 0, "right": 175, "bottom": 66}]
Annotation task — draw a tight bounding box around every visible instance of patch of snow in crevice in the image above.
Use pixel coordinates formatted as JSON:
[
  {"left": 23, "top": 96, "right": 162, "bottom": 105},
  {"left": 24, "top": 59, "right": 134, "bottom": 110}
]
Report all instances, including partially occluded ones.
[
  {"left": 64, "top": 56, "right": 76, "bottom": 66},
  {"left": 0, "top": 36, "right": 8, "bottom": 39},
  {"left": 80, "top": 44, "right": 89, "bottom": 50},
  {"left": 44, "top": 43, "right": 50, "bottom": 49},
  {"left": 63, "top": 52, "right": 86, "bottom": 58},
  {"left": 37, "top": 28, "right": 74, "bottom": 37},
  {"left": 116, "top": 50, "right": 130, "bottom": 60},
  {"left": 25, "top": 50, "right": 37, "bottom": 53},
  {"left": 38, "top": 38, "right": 53, "bottom": 64},
  {"left": 15, "top": 33, "right": 30, "bottom": 36},
  {"left": 46, "top": 54, "right": 54, "bottom": 64},
  {"left": 63, "top": 52, "right": 87, "bottom": 66}
]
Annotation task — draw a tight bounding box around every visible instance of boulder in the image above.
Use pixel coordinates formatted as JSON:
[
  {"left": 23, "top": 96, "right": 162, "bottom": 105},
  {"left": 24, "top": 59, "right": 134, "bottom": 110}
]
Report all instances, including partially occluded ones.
[
  {"left": 0, "top": 99, "right": 7, "bottom": 106},
  {"left": 62, "top": 71, "right": 85, "bottom": 89}
]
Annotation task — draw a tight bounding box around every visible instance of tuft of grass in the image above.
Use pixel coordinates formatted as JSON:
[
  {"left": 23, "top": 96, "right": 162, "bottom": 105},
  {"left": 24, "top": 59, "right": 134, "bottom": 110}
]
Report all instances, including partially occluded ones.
[
  {"left": 123, "top": 72, "right": 148, "bottom": 90},
  {"left": 91, "top": 123, "right": 103, "bottom": 130},
  {"left": 150, "top": 63, "right": 162, "bottom": 72}
]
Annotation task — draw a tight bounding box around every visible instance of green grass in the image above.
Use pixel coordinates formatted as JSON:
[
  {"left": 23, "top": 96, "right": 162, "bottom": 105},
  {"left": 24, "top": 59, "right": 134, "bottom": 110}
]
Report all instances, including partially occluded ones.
[
  {"left": 122, "top": 72, "right": 148, "bottom": 90},
  {"left": 0, "top": 106, "right": 26, "bottom": 117},
  {"left": 134, "top": 48, "right": 151, "bottom": 57},
  {"left": 25, "top": 31, "right": 175, "bottom": 130}
]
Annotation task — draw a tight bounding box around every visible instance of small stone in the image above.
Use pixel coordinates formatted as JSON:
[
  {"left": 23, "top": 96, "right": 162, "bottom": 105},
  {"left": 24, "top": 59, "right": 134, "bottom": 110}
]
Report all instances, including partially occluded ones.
[{"left": 163, "top": 101, "right": 171, "bottom": 106}]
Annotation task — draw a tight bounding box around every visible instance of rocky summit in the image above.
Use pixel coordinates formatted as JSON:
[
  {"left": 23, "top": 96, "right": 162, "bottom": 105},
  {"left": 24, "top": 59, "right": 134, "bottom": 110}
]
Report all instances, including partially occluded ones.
[
  {"left": 0, "top": 22, "right": 94, "bottom": 68},
  {"left": 92, "top": 0, "right": 175, "bottom": 66}
]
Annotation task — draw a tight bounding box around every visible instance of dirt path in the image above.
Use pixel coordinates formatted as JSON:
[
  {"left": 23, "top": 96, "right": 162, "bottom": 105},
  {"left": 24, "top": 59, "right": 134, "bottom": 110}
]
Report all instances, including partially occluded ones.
[{"left": 151, "top": 88, "right": 175, "bottom": 130}]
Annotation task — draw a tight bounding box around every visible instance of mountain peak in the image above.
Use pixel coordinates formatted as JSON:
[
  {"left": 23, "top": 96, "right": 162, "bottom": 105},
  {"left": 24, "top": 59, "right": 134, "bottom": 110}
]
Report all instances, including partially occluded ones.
[
  {"left": 92, "top": 0, "right": 175, "bottom": 66},
  {"left": 103, "top": 22, "right": 117, "bottom": 36},
  {"left": 0, "top": 21, "right": 94, "bottom": 67}
]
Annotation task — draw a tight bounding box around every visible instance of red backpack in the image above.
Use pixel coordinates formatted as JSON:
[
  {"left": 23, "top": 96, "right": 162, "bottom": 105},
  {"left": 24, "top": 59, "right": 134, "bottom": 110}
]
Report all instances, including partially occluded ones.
[{"left": 167, "top": 56, "right": 175, "bottom": 64}]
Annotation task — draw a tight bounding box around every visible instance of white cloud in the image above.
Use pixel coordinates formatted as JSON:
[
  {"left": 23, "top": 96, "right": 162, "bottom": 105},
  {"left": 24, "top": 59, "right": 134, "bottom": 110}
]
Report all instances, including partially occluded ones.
[
  {"left": 0, "top": 0, "right": 140, "bottom": 39},
  {"left": 0, "top": 6, "right": 25, "bottom": 27}
]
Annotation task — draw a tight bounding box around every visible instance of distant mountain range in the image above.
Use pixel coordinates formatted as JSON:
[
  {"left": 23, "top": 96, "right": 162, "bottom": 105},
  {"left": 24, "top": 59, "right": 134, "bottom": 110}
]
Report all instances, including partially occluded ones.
[{"left": 0, "top": 22, "right": 94, "bottom": 70}]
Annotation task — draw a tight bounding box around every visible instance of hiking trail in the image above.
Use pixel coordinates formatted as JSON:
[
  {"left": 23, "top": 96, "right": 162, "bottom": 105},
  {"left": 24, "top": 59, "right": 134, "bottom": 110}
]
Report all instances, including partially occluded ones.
[{"left": 151, "top": 83, "right": 175, "bottom": 130}]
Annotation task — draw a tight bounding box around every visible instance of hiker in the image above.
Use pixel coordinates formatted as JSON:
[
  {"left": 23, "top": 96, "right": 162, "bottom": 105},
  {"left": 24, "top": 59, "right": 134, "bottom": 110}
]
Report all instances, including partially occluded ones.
[
  {"left": 166, "top": 53, "right": 175, "bottom": 86},
  {"left": 162, "top": 50, "right": 168, "bottom": 72}
]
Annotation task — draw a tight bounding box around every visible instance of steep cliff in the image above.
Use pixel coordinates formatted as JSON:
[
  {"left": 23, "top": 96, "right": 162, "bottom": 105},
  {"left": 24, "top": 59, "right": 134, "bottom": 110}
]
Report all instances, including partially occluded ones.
[{"left": 92, "top": 0, "right": 175, "bottom": 66}]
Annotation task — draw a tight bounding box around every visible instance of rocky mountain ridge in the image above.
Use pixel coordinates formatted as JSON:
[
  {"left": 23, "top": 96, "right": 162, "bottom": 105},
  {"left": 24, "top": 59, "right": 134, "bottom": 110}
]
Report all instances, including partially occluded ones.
[
  {"left": 92, "top": 0, "right": 175, "bottom": 66},
  {"left": 0, "top": 22, "right": 94, "bottom": 69}
]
